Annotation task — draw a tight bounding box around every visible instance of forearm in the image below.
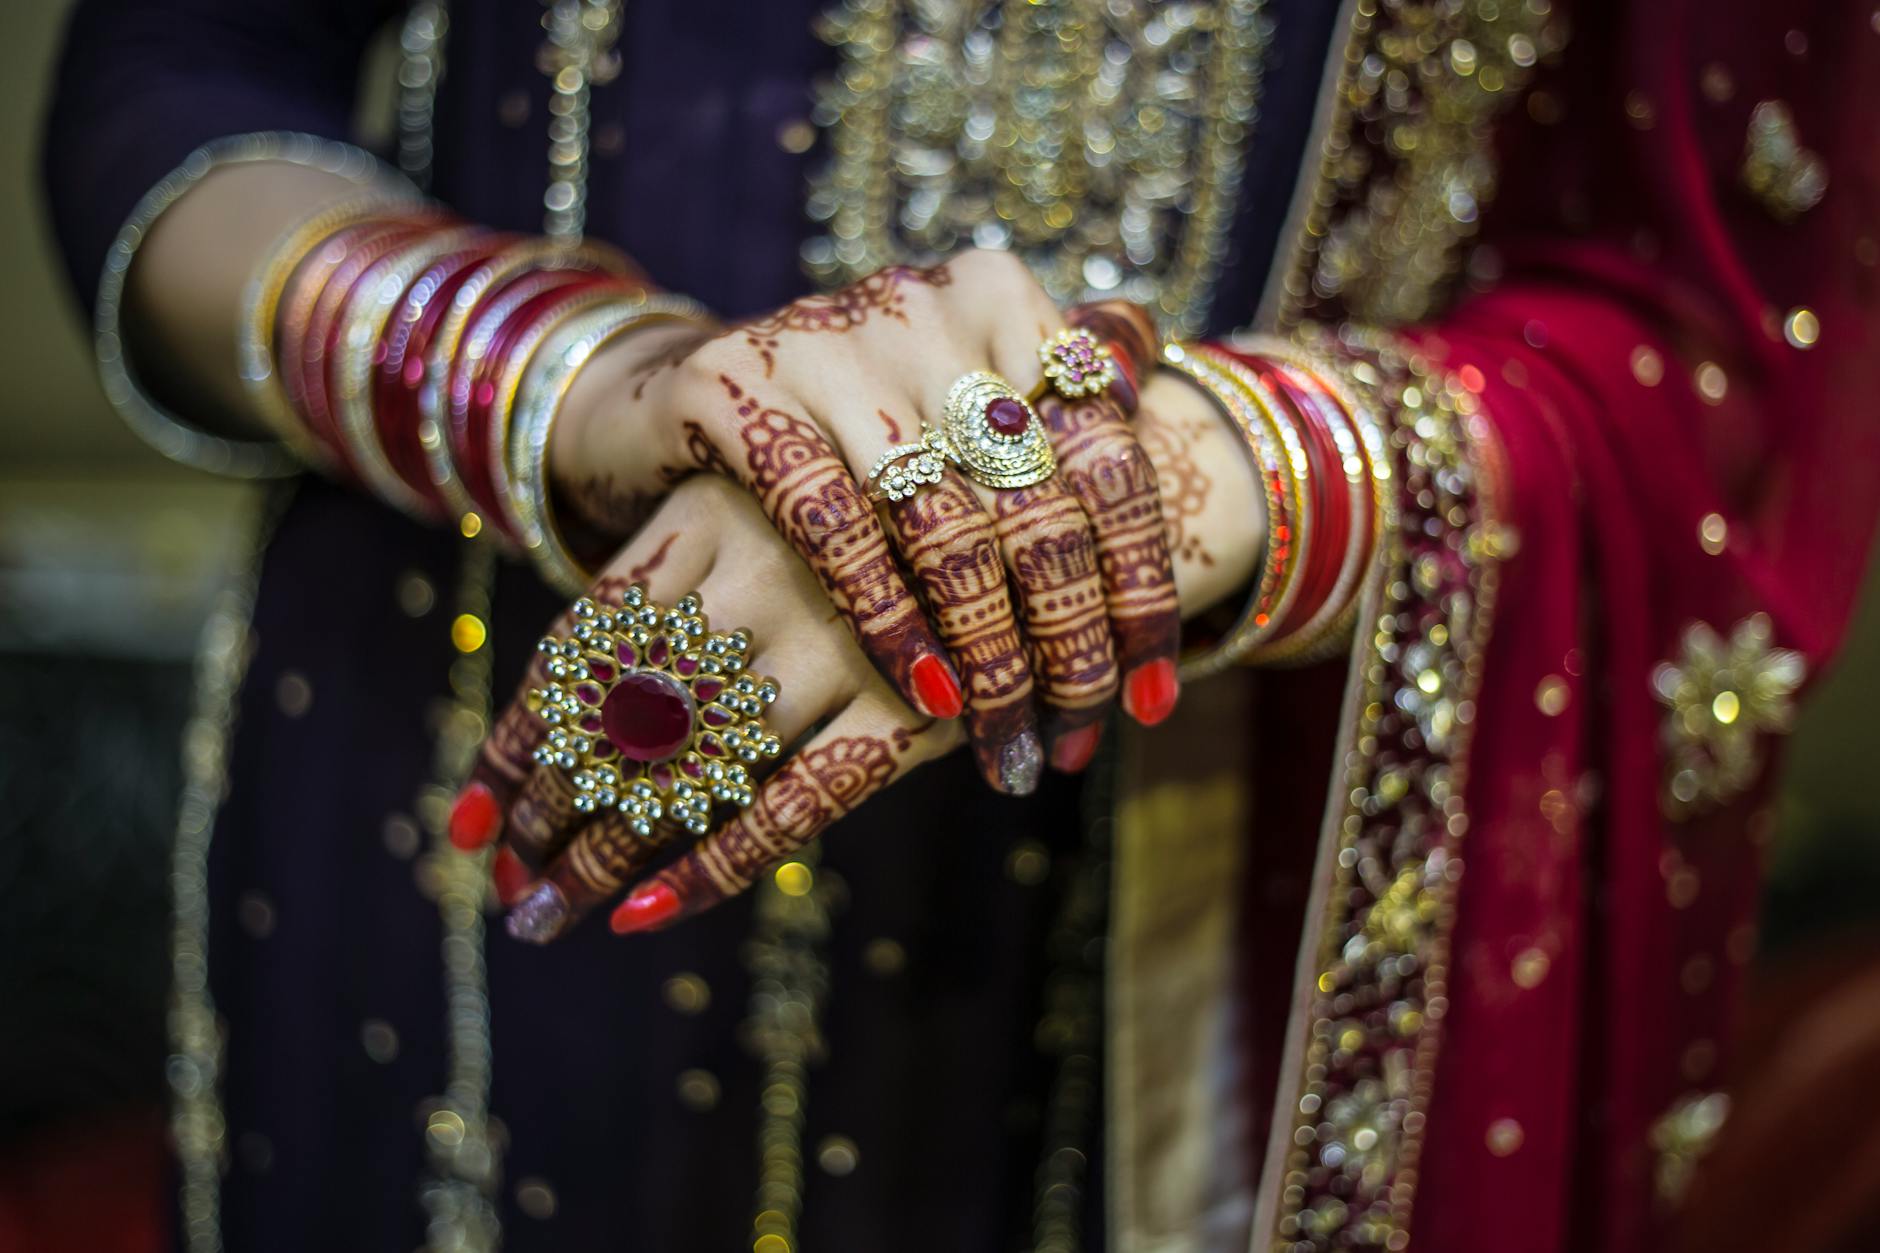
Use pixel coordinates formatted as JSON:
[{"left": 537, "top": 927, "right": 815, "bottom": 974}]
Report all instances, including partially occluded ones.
[
  {"left": 125, "top": 161, "right": 368, "bottom": 439},
  {"left": 1135, "top": 370, "right": 1266, "bottom": 621}
]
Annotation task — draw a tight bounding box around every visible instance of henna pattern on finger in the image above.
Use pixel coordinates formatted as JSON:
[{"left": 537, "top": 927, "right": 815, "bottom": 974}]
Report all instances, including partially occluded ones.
[
  {"left": 989, "top": 483, "right": 1117, "bottom": 726},
  {"left": 1038, "top": 395, "right": 1181, "bottom": 670},
  {"left": 886, "top": 474, "right": 1037, "bottom": 788},
  {"left": 735, "top": 264, "right": 953, "bottom": 376},
  {"left": 626, "top": 532, "right": 679, "bottom": 584},
  {"left": 467, "top": 574, "right": 635, "bottom": 830},
  {"left": 505, "top": 762, "right": 582, "bottom": 870},
  {"left": 509, "top": 808, "right": 676, "bottom": 941},
  {"left": 1068, "top": 301, "right": 1159, "bottom": 414},
  {"left": 665, "top": 729, "right": 915, "bottom": 903},
  {"left": 1136, "top": 412, "right": 1217, "bottom": 567},
  {"left": 681, "top": 377, "right": 953, "bottom": 714}
]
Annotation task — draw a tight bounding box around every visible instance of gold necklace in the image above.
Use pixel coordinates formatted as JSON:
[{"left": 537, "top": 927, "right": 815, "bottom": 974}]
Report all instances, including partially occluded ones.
[{"left": 807, "top": 0, "right": 1272, "bottom": 337}]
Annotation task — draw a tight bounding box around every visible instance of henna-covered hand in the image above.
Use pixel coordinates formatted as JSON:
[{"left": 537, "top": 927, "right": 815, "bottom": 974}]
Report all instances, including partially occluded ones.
[
  {"left": 543, "top": 250, "right": 1178, "bottom": 795},
  {"left": 450, "top": 474, "right": 961, "bottom": 942},
  {"left": 444, "top": 307, "right": 1273, "bottom": 941}
]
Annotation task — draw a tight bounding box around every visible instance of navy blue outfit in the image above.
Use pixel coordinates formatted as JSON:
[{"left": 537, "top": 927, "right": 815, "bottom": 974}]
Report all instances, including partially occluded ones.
[{"left": 41, "top": 2, "right": 1339, "bottom": 1247}]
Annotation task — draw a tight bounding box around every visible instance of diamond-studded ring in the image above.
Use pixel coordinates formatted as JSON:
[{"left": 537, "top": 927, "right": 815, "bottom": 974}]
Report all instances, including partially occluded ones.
[
  {"left": 1027, "top": 328, "right": 1117, "bottom": 404},
  {"left": 863, "top": 426, "right": 950, "bottom": 504},
  {"left": 938, "top": 370, "right": 1057, "bottom": 491},
  {"left": 528, "top": 584, "right": 783, "bottom": 840}
]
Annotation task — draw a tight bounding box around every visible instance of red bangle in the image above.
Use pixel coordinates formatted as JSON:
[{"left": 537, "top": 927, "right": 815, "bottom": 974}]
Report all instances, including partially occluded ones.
[
  {"left": 447, "top": 270, "right": 622, "bottom": 535},
  {"left": 1270, "top": 356, "right": 1377, "bottom": 642},
  {"left": 275, "top": 218, "right": 408, "bottom": 475},
  {"left": 296, "top": 220, "right": 439, "bottom": 473},
  {"left": 1250, "top": 359, "right": 1351, "bottom": 643},
  {"left": 443, "top": 268, "right": 589, "bottom": 503},
  {"left": 373, "top": 237, "right": 513, "bottom": 509},
  {"left": 469, "top": 277, "right": 644, "bottom": 540}
]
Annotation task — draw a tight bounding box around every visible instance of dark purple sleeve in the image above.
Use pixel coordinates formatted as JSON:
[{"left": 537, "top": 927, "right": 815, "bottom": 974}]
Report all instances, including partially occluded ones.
[{"left": 40, "top": 0, "right": 401, "bottom": 304}]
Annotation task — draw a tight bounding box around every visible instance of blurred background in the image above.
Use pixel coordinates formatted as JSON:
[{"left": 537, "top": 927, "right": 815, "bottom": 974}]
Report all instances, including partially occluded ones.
[{"left": 0, "top": 0, "right": 1877, "bottom": 1244}]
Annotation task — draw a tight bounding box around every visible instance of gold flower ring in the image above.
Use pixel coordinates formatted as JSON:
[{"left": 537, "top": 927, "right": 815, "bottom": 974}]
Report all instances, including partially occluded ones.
[{"left": 529, "top": 584, "right": 782, "bottom": 839}]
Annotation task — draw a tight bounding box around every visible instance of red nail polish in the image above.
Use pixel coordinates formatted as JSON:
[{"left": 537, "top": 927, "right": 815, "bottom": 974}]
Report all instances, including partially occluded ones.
[
  {"left": 1123, "top": 658, "right": 1179, "bottom": 727},
  {"left": 1050, "top": 723, "right": 1103, "bottom": 773},
  {"left": 610, "top": 881, "right": 683, "bottom": 935},
  {"left": 491, "top": 846, "right": 531, "bottom": 907},
  {"left": 910, "top": 653, "right": 965, "bottom": 720},
  {"left": 449, "top": 782, "right": 501, "bottom": 851}
]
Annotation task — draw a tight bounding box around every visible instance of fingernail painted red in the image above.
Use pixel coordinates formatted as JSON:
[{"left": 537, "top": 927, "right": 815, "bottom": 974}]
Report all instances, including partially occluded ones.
[
  {"left": 1123, "top": 658, "right": 1179, "bottom": 727},
  {"left": 491, "top": 846, "right": 531, "bottom": 907},
  {"left": 449, "top": 782, "right": 501, "bottom": 852},
  {"left": 1050, "top": 723, "right": 1103, "bottom": 773},
  {"left": 910, "top": 653, "right": 965, "bottom": 720},
  {"left": 610, "top": 881, "right": 682, "bottom": 935}
]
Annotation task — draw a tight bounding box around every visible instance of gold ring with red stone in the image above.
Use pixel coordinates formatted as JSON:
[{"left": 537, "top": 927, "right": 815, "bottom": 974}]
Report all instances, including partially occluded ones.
[
  {"left": 528, "top": 584, "right": 782, "bottom": 838},
  {"left": 1026, "top": 327, "right": 1118, "bottom": 405},
  {"left": 940, "top": 371, "right": 1057, "bottom": 491}
]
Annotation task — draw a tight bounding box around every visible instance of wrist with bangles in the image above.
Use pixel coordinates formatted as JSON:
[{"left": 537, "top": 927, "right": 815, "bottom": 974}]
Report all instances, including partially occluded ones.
[
  {"left": 232, "top": 196, "right": 715, "bottom": 591},
  {"left": 1155, "top": 332, "right": 1393, "bottom": 677}
]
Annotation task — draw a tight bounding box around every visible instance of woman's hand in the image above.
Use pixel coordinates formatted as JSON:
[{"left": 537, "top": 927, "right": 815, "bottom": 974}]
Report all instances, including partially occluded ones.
[
  {"left": 443, "top": 315, "right": 1267, "bottom": 941},
  {"left": 543, "top": 251, "right": 1183, "bottom": 794},
  {"left": 459, "top": 472, "right": 964, "bottom": 942}
]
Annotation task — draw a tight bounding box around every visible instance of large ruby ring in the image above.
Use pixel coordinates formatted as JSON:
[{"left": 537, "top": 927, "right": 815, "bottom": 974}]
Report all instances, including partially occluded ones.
[
  {"left": 938, "top": 371, "right": 1056, "bottom": 491},
  {"left": 529, "top": 584, "right": 782, "bottom": 838}
]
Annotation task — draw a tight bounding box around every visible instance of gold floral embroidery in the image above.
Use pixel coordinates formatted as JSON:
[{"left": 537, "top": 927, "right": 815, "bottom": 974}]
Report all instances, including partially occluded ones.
[
  {"left": 1265, "top": 331, "right": 1505, "bottom": 1250},
  {"left": 1274, "top": 0, "right": 1564, "bottom": 330},
  {"left": 1651, "top": 613, "right": 1805, "bottom": 820},
  {"left": 1649, "top": 1090, "right": 1729, "bottom": 1205},
  {"left": 807, "top": 0, "right": 1271, "bottom": 335},
  {"left": 1741, "top": 100, "right": 1828, "bottom": 221}
]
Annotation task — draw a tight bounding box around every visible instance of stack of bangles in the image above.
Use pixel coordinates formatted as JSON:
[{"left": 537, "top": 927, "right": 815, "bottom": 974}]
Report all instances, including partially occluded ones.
[
  {"left": 1159, "top": 334, "right": 1390, "bottom": 677},
  {"left": 236, "top": 196, "right": 714, "bottom": 591}
]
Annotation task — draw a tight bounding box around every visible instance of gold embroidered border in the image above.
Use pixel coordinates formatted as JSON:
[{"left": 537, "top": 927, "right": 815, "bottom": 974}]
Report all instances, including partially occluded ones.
[
  {"left": 1255, "top": 331, "right": 1507, "bottom": 1251},
  {"left": 1270, "top": 0, "right": 1562, "bottom": 331}
]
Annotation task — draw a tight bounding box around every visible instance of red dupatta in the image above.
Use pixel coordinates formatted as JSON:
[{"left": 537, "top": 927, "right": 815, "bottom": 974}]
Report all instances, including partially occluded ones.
[{"left": 1108, "top": 2, "right": 1880, "bottom": 1250}]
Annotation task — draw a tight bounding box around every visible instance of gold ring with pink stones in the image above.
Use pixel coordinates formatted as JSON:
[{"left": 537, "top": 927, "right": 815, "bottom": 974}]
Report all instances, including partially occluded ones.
[{"left": 1028, "top": 327, "right": 1118, "bottom": 404}]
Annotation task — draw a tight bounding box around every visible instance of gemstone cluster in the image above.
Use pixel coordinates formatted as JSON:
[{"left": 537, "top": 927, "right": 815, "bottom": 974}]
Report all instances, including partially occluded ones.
[
  {"left": 1036, "top": 328, "right": 1116, "bottom": 400},
  {"left": 530, "top": 584, "right": 782, "bottom": 838}
]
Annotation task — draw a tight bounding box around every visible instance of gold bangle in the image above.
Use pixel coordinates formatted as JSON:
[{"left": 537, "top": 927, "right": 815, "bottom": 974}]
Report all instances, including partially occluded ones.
[
  {"left": 1188, "top": 343, "right": 1314, "bottom": 662},
  {"left": 239, "top": 197, "right": 414, "bottom": 468},
  {"left": 329, "top": 226, "right": 487, "bottom": 519},
  {"left": 418, "top": 238, "right": 633, "bottom": 533},
  {"left": 1230, "top": 334, "right": 1389, "bottom": 667},
  {"left": 1159, "top": 341, "right": 1308, "bottom": 679},
  {"left": 508, "top": 295, "right": 716, "bottom": 593}
]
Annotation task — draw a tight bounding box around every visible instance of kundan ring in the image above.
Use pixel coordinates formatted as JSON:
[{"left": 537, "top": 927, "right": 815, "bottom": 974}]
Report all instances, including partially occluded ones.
[
  {"left": 939, "top": 370, "right": 1057, "bottom": 491},
  {"left": 1028, "top": 327, "right": 1117, "bottom": 404},
  {"left": 529, "top": 584, "right": 782, "bottom": 839}
]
